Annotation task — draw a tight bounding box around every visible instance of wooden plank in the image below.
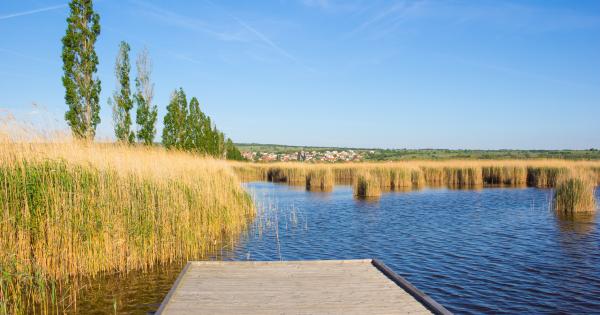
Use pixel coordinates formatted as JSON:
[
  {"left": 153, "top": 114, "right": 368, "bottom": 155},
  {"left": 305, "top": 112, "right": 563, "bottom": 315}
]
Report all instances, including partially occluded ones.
[
  {"left": 156, "top": 259, "right": 449, "bottom": 314},
  {"left": 372, "top": 259, "right": 452, "bottom": 315},
  {"left": 154, "top": 262, "right": 192, "bottom": 314}
]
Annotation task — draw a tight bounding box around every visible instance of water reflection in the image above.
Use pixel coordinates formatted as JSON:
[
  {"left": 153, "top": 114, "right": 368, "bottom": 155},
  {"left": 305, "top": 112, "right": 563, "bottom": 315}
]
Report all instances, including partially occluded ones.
[
  {"left": 555, "top": 211, "right": 597, "bottom": 235},
  {"left": 353, "top": 195, "right": 381, "bottom": 203},
  {"left": 72, "top": 183, "right": 599, "bottom": 314},
  {"left": 71, "top": 236, "right": 247, "bottom": 313},
  {"left": 233, "top": 183, "right": 600, "bottom": 314},
  {"left": 73, "top": 262, "right": 185, "bottom": 314}
]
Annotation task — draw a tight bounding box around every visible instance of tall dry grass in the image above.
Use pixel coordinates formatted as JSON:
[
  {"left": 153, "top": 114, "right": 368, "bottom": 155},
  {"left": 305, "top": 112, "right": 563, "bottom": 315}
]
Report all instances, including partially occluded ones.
[
  {"left": 306, "top": 168, "right": 334, "bottom": 191},
  {"left": 353, "top": 171, "right": 382, "bottom": 198},
  {"left": 553, "top": 170, "right": 597, "bottom": 213},
  {"left": 0, "top": 141, "right": 255, "bottom": 313},
  {"left": 231, "top": 160, "right": 600, "bottom": 198}
]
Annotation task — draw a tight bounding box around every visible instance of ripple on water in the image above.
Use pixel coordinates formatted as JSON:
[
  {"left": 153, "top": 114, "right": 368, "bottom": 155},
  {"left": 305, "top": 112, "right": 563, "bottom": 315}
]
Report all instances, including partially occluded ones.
[
  {"left": 75, "top": 184, "right": 600, "bottom": 314},
  {"left": 230, "top": 184, "right": 600, "bottom": 315}
]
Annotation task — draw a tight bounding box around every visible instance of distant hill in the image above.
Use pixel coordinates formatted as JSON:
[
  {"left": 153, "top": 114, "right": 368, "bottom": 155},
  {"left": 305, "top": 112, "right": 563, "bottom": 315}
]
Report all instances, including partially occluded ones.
[
  {"left": 235, "top": 143, "right": 375, "bottom": 153},
  {"left": 235, "top": 143, "right": 600, "bottom": 161}
]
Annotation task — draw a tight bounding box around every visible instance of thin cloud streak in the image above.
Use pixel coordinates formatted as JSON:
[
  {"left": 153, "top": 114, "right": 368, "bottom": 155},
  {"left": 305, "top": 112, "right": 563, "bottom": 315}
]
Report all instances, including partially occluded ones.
[
  {"left": 130, "top": 0, "right": 252, "bottom": 43},
  {"left": 0, "top": 4, "right": 67, "bottom": 21},
  {"left": 169, "top": 52, "right": 204, "bottom": 66},
  {"left": 131, "top": 0, "right": 315, "bottom": 72},
  {"left": 0, "top": 48, "right": 51, "bottom": 64},
  {"left": 204, "top": 0, "right": 316, "bottom": 72}
]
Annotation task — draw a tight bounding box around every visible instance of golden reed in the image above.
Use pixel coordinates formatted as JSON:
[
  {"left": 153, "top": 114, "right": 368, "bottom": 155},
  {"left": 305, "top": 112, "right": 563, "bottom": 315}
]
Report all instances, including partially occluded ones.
[
  {"left": 231, "top": 161, "right": 599, "bottom": 203},
  {"left": 0, "top": 141, "right": 255, "bottom": 313}
]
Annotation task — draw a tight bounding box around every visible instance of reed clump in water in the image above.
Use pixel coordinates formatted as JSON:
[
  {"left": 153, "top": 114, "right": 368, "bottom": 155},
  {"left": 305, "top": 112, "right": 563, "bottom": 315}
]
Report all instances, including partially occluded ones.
[
  {"left": 527, "top": 166, "right": 568, "bottom": 187},
  {"left": 390, "top": 167, "right": 412, "bottom": 189},
  {"left": 284, "top": 166, "right": 307, "bottom": 185},
  {"left": 231, "top": 160, "right": 600, "bottom": 191},
  {"left": 411, "top": 168, "right": 426, "bottom": 188},
  {"left": 306, "top": 168, "right": 334, "bottom": 191},
  {"left": 369, "top": 167, "right": 393, "bottom": 188},
  {"left": 482, "top": 165, "right": 527, "bottom": 186},
  {"left": 553, "top": 170, "right": 597, "bottom": 214},
  {"left": 267, "top": 167, "right": 287, "bottom": 182},
  {"left": 421, "top": 167, "right": 445, "bottom": 186},
  {"left": 0, "top": 142, "right": 255, "bottom": 313},
  {"left": 353, "top": 172, "right": 381, "bottom": 198},
  {"left": 444, "top": 166, "right": 483, "bottom": 187}
]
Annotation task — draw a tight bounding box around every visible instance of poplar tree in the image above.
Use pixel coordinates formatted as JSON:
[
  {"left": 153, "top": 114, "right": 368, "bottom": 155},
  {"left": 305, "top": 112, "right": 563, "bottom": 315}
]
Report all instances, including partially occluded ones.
[
  {"left": 225, "top": 138, "right": 243, "bottom": 160},
  {"left": 216, "top": 129, "right": 225, "bottom": 157},
  {"left": 109, "top": 41, "right": 134, "bottom": 143},
  {"left": 203, "top": 116, "right": 214, "bottom": 154},
  {"left": 186, "top": 97, "right": 207, "bottom": 153},
  {"left": 175, "top": 89, "right": 188, "bottom": 149},
  {"left": 162, "top": 88, "right": 242, "bottom": 159},
  {"left": 162, "top": 88, "right": 187, "bottom": 149},
  {"left": 62, "top": 0, "right": 101, "bottom": 140},
  {"left": 162, "top": 90, "right": 180, "bottom": 149},
  {"left": 135, "top": 48, "right": 158, "bottom": 145}
]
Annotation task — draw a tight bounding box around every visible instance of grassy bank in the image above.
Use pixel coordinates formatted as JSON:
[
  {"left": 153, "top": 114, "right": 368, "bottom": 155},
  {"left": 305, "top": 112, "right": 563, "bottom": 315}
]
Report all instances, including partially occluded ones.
[{"left": 0, "top": 142, "right": 255, "bottom": 313}]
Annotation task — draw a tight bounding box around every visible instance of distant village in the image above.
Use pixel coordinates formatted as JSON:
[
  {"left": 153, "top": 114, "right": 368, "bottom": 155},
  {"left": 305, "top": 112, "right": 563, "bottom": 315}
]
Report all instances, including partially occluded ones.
[{"left": 242, "top": 150, "right": 371, "bottom": 162}]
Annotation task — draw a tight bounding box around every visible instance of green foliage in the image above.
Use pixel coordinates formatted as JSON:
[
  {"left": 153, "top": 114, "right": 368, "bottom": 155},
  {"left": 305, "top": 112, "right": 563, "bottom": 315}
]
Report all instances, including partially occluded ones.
[
  {"left": 175, "top": 89, "right": 188, "bottom": 149},
  {"left": 135, "top": 48, "right": 157, "bottom": 145},
  {"left": 235, "top": 144, "right": 600, "bottom": 161},
  {"left": 162, "top": 88, "right": 241, "bottom": 159},
  {"left": 62, "top": 0, "right": 101, "bottom": 140},
  {"left": 226, "top": 139, "right": 244, "bottom": 160},
  {"left": 365, "top": 149, "right": 600, "bottom": 161},
  {"left": 162, "top": 90, "right": 183, "bottom": 149},
  {"left": 185, "top": 97, "right": 206, "bottom": 152},
  {"left": 162, "top": 88, "right": 189, "bottom": 150},
  {"left": 110, "top": 41, "right": 134, "bottom": 143}
]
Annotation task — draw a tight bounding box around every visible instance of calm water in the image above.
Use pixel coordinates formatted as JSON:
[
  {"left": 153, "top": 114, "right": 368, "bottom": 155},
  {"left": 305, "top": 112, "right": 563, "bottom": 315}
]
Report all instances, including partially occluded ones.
[{"left": 77, "top": 183, "right": 600, "bottom": 314}]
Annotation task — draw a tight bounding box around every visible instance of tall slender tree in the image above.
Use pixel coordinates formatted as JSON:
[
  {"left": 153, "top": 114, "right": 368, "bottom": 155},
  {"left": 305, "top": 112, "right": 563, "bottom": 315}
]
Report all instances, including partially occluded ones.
[
  {"left": 203, "top": 116, "right": 214, "bottom": 154},
  {"left": 62, "top": 0, "right": 101, "bottom": 140},
  {"left": 162, "top": 88, "right": 188, "bottom": 149},
  {"left": 162, "top": 88, "right": 242, "bottom": 158},
  {"left": 225, "top": 138, "right": 243, "bottom": 160},
  {"left": 109, "top": 41, "right": 134, "bottom": 143},
  {"left": 175, "top": 88, "right": 188, "bottom": 149},
  {"left": 162, "top": 90, "right": 180, "bottom": 149},
  {"left": 135, "top": 48, "right": 157, "bottom": 145},
  {"left": 217, "top": 129, "right": 225, "bottom": 157},
  {"left": 186, "top": 97, "right": 206, "bottom": 153}
]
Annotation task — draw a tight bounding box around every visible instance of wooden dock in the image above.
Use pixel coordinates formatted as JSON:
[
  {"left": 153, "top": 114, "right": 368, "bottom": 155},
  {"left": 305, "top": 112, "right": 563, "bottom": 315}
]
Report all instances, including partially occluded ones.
[{"left": 156, "top": 259, "right": 451, "bottom": 314}]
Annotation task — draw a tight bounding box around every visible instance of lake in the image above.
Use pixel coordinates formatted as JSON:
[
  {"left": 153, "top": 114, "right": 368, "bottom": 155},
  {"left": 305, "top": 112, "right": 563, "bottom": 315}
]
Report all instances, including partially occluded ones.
[{"left": 76, "top": 182, "right": 600, "bottom": 314}]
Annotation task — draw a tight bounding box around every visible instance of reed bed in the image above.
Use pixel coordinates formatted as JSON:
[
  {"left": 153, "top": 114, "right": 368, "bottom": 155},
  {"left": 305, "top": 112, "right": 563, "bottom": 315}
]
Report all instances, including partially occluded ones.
[
  {"left": 231, "top": 159, "right": 600, "bottom": 193},
  {"left": 527, "top": 166, "right": 569, "bottom": 187},
  {"left": 390, "top": 167, "right": 412, "bottom": 188},
  {"left": 306, "top": 168, "right": 334, "bottom": 191},
  {"left": 444, "top": 166, "right": 483, "bottom": 187},
  {"left": 553, "top": 170, "right": 597, "bottom": 214},
  {"left": 353, "top": 171, "right": 382, "bottom": 198},
  {"left": 0, "top": 142, "right": 255, "bottom": 314},
  {"left": 482, "top": 166, "right": 527, "bottom": 186}
]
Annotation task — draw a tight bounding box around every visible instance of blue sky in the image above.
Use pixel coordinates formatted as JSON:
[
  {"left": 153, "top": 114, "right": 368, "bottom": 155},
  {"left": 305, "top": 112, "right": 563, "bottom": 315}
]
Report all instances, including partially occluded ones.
[{"left": 1, "top": 0, "right": 599, "bottom": 149}]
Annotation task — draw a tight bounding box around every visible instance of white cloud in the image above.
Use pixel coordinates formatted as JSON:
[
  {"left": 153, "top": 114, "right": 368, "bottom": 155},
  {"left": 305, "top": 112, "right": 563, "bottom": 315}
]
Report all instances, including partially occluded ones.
[{"left": 0, "top": 4, "right": 67, "bottom": 21}]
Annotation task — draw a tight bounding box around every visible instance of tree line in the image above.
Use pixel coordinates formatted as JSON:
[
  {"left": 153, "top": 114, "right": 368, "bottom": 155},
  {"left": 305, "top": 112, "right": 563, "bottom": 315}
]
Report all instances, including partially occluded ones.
[
  {"left": 60, "top": 0, "right": 243, "bottom": 160},
  {"left": 162, "top": 88, "right": 242, "bottom": 159}
]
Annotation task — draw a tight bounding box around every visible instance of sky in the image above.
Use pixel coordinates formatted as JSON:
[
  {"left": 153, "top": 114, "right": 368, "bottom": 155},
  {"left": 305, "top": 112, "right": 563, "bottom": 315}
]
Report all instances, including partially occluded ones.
[{"left": 1, "top": 0, "right": 599, "bottom": 149}]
